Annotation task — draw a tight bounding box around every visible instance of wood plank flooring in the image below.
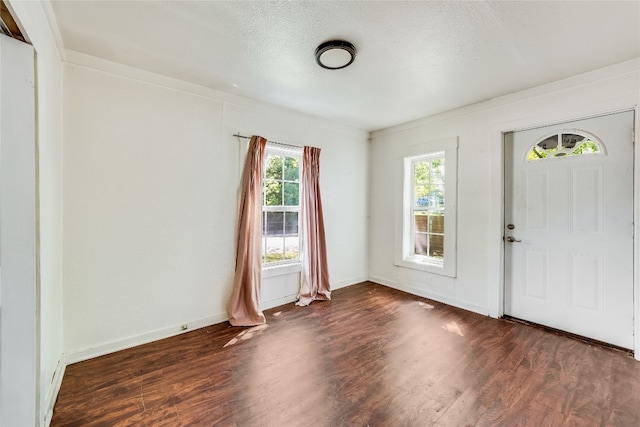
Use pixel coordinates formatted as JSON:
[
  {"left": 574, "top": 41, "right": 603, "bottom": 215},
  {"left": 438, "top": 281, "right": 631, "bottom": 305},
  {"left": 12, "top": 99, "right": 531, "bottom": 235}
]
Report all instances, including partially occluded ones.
[{"left": 51, "top": 282, "right": 640, "bottom": 426}]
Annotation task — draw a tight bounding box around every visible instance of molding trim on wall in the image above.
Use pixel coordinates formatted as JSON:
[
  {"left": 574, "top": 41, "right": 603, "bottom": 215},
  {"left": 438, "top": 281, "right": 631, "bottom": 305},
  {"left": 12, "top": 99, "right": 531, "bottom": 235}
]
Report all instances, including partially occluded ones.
[
  {"left": 371, "top": 58, "right": 640, "bottom": 138},
  {"left": 63, "top": 50, "right": 368, "bottom": 138},
  {"left": 369, "top": 275, "right": 488, "bottom": 317},
  {"left": 261, "top": 276, "right": 368, "bottom": 311},
  {"left": 332, "top": 276, "right": 369, "bottom": 290},
  {"left": 65, "top": 312, "right": 228, "bottom": 365},
  {"left": 38, "top": 0, "right": 66, "bottom": 60},
  {"left": 43, "top": 356, "right": 66, "bottom": 427},
  {"left": 636, "top": 106, "right": 640, "bottom": 362},
  {"left": 65, "top": 278, "right": 367, "bottom": 365}
]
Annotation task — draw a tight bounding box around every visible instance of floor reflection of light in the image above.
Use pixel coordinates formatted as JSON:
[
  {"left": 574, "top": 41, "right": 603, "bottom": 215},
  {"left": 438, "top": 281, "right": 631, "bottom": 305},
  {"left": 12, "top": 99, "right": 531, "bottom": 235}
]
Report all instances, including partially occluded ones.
[
  {"left": 242, "top": 324, "right": 329, "bottom": 426},
  {"left": 384, "top": 301, "right": 467, "bottom": 422},
  {"left": 442, "top": 321, "right": 464, "bottom": 337},
  {"left": 223, "top": 324, "right": 269, "bottom": 348},
  {"left": 384, "top": 302, "right": 436, "bottom": 415},
  {"left": 418, "top": 301, "right": 435, "bottom": 310}
]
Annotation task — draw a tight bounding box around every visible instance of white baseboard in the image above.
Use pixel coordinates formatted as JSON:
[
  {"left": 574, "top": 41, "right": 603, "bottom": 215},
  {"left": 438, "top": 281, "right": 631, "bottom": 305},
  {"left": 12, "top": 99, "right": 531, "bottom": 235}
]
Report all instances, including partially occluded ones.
[
  {"left": 261, "top": 277, "right": 367, "bottom": 310},
  {"left": 43, "top": 355, "right": 66, "bottom": 427},
  {"left": 369, "top": 275, "right": 488, "bottom": 316},
  {"left": 332, "top": 276, "right": 368, "bottom": 290},
  {"left": 48, "top": 275, "right": 450, "bottom": 423},
  {"left": 65, "top": 312, "right": 229, "bottom": 365},
  {"left": 65, "top": 277, "right": 368, "bottom": 365}
]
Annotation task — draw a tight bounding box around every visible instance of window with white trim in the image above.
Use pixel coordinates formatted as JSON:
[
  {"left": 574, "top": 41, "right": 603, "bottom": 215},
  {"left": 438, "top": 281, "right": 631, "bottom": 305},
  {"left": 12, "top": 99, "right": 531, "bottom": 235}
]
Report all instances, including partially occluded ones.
[
  {"left": 395, "top": 138, "right": 458, "bottom": 277},
  {"left": 262, "top": 147, "right": 301, "bottom": 266}
]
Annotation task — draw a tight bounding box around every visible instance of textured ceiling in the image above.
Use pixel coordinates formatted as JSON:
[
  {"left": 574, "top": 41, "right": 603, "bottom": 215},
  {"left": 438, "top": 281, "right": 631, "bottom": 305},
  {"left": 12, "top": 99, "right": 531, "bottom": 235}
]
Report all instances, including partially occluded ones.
[{"left": 50, "top": 1, "right": 640, "bottom": 131}]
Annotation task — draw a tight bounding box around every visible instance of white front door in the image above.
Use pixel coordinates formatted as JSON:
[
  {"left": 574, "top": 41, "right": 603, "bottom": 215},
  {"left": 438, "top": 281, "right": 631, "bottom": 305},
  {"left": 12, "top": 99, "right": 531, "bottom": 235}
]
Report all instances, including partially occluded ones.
[{"left": 504, "top": 111, "right": 634, "bottom": 349}]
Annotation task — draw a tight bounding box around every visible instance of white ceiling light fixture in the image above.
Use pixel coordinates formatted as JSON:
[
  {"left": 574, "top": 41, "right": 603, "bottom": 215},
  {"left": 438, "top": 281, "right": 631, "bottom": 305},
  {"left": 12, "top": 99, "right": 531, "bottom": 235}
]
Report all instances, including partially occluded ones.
[{"left": 315, "top": 40, "right": 357, "bottom": 70}]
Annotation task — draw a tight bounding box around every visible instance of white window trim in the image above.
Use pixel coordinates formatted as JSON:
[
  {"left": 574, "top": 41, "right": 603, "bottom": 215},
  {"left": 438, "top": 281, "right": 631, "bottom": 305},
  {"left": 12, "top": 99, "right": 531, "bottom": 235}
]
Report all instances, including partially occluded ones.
[
  {"left": 262, "top": 144, "right": 303, "bottom": 272},
  {"left": 395, "top": 137, "right": 458, "bottom": 277}
]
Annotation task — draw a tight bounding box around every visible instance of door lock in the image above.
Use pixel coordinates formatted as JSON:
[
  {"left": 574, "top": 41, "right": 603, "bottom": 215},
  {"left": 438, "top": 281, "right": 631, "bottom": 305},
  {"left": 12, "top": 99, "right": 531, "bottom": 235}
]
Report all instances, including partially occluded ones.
[{"left": 506, "top": 236, "right": 521, "bottom": 243}]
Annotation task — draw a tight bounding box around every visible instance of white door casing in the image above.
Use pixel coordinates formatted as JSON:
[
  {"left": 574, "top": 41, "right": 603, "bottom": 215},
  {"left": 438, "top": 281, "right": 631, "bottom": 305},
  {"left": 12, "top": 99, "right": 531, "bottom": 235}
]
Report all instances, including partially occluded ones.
[
  {"left": 0, "top": 34, "right": 37, "bottom": 426},
  {"left": 504, "top": 111, "right": 634, "bottom": 349}
]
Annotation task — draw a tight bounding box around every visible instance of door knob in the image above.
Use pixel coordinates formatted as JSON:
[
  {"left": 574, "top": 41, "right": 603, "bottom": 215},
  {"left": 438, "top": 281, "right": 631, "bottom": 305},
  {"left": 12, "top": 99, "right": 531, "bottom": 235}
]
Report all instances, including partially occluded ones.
[{"left": 506, "top": 236, "right": 521, "bottom": 243}]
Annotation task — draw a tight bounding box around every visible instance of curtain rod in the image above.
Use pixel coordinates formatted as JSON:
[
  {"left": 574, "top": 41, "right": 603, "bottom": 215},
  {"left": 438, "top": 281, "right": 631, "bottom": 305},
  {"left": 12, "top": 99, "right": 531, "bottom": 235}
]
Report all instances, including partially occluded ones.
[{"left": 233, "top": 133, "right": 303, "bottom": 150}]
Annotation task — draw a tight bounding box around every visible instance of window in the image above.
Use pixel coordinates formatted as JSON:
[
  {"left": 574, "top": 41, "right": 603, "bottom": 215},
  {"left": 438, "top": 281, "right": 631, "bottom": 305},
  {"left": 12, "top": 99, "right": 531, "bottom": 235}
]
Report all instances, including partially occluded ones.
[
  {"left": 263, "top": 147, "right": 301, "bottom": 266},
  {"left": 527, "top": 132, "right": 602, "bottom": 160},
  {"left": 395, "top": 138, "right": 458, "bottom": 277},
  {"left": 412, "top": 154, "right": 445, "bottom": 259}
]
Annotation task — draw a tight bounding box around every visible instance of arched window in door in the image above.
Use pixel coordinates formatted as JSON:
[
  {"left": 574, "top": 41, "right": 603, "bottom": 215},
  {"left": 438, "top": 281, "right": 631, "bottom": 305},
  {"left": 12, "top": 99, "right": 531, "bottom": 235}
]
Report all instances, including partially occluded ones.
[{"left": 526, "top": 131, "right": 604, "bottom": 161}]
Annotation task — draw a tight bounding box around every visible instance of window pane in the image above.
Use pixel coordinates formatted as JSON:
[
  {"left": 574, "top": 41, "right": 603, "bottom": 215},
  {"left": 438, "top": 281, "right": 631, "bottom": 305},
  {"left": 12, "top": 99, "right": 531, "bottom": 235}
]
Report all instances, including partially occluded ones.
[
  {"left": 264, "top": 241, "right": 284, "bottom": 263},
  {"left": 265, "top": 181, "right": 282, "bottom": 206},
  {"left": 416, "top": 185, "right": 439, "bottom": 207},
  {"left": 264, "top": 212, "right": 284, "bottom": 264},
  {"left": 415, "top": 185, "right": 428, "bottom": 206},
  {"left": 414, "top": 161, "right": 430, "bottom": 185},
  {"left": 415, "top": 190, "right": 444, "bottom": 209},
  {"left": 285, "top": 240, "right": 299, "bottom": 260},
  {"left": 265, "top": 211, "right": 284, "bottom": 236},
  {"left": 561, "top": 133, "right": 584, "bottom": 149},
  {"left": 284, "top": 182, "right": 299, "bottom": 206},
  {"left": 527, "top": 147, "right": 548, "bottom": 160},
  {"left": 432, "top": 186, "right": 445, "bottom": 209},
  {"left": 572, "top": 139, "right": 599, "bottom": 155},
  {"left": 265, "top": 154, "right": 283, "bottom": 180},
  {"left": 429, "top": 214, "right": 444, "bottom": 234},
  {"left": 414, "top": 233, "right": 428, "bottom": 256},
  {"left": 538, "top": 135, "right": 558, "bottom": 150},
  {"left": 429, "top": 235, "right": 444, "bottom": 259},
  {"left": 284, "top": 212, "right": 299, "bottom": 261},
  {"left": 284, "top": 157, "right": 299, "bottom": 182},
  {"left": 285, "top": 211, "right": 298, "bottom": 235},
  {"left": 431, "top": 159, "right": 445, "bottom": 185},
  {"left": 414, "top": 213, "right": 428, "bottom": 233}
]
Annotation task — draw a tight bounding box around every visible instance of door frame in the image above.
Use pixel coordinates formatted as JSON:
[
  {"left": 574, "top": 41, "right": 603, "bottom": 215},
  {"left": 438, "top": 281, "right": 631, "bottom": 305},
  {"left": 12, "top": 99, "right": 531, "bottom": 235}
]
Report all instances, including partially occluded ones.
[
  {"left": 488, "top": 106, "right": 639, "bottom": 360},
  {"left": 0, "top": 34, "right": 38, "bottom": 425}
]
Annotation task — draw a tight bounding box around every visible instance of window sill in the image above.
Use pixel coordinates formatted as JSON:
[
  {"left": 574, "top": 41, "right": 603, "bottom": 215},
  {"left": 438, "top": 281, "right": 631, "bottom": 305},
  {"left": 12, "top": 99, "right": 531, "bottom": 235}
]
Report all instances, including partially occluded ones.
[
  {"left": 262, "top": 262, "right": 302, "bottom": 278},
  {"left": 395, "top": 257, "right": 453, "bottom": 277}
]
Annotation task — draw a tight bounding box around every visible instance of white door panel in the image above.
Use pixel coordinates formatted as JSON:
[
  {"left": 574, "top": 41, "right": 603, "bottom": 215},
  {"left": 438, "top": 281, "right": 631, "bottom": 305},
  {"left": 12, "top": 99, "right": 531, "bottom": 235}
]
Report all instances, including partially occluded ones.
[{"left": 504, "top": 111, "right": 634, "bottom": 349}]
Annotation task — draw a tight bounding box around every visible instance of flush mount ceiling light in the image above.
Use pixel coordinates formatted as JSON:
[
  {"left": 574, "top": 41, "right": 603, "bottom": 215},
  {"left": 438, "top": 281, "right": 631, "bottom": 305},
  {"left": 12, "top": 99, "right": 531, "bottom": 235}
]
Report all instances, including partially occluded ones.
[{"left": 315, "top": 40, "right": 357, "bottom": 70}]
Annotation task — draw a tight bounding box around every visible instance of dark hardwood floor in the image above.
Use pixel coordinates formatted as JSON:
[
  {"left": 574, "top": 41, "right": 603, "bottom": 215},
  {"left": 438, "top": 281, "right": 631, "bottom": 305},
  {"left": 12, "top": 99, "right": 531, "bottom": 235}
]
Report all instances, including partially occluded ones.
[{"left": 51, "top": 282, "right": 640, "bottom": 426}]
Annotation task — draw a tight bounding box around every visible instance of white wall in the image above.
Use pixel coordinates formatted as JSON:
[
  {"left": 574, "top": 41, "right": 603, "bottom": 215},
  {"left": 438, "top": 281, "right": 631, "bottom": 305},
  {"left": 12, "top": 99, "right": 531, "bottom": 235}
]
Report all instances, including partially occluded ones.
[
  {"left": 5, "top": 1, "right": 65, "bottom": 425},
  {"left": 63, "top": 53, "right": 369, "bottom": 362},
  {"left": 369, "top": 59, "right": 640, "bottom": 323}
]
